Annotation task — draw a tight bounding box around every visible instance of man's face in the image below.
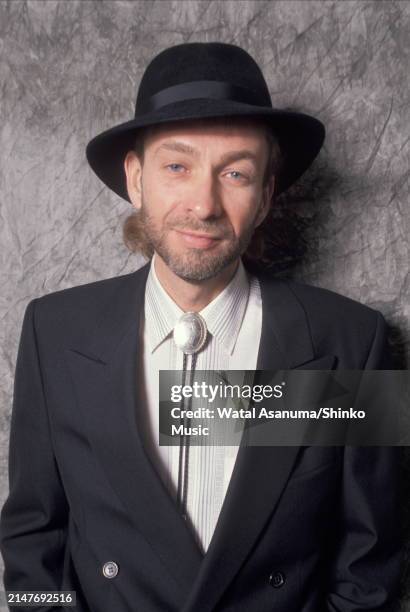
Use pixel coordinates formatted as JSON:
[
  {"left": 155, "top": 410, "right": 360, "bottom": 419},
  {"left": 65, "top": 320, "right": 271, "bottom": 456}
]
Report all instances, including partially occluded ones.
[{"left": 124, "top": 119, "right": 274, "bottom": 282}]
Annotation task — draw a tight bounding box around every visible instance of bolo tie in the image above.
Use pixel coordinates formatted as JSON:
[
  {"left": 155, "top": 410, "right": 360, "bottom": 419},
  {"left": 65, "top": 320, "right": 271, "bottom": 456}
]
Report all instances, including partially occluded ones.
[{"left": 172, "top": 311, "right": 208, "bottom": 521}]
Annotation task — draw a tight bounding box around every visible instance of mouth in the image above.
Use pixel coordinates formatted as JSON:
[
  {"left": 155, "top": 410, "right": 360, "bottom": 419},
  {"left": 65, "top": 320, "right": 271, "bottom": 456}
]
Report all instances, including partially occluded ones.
[{"left": 174, "top": 229, "right": 223, "bottom": 249}]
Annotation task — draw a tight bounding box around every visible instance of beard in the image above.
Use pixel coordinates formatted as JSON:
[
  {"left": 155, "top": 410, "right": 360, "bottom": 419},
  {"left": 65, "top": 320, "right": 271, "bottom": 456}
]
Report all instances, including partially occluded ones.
[{"left": 138, "top": 197, "right": 258, "bottom": 282}]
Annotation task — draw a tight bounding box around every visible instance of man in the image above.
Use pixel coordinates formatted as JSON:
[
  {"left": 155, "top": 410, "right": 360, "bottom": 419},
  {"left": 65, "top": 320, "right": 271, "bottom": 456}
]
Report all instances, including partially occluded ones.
[{"left": 0, "top": 42, "right": 402, "bottom": 612}]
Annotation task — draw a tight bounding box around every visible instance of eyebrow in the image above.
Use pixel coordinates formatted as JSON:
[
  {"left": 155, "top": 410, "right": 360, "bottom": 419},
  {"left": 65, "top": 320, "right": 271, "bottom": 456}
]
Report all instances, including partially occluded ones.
[{"left": 155, "top": 140, "right": 259, "bottom": 167}]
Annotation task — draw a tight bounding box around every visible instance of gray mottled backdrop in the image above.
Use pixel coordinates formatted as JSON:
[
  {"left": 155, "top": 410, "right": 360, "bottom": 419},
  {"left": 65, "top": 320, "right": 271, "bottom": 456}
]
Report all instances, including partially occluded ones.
[{"left": 0, "top": 0, "right": 409, "bottom": 609}]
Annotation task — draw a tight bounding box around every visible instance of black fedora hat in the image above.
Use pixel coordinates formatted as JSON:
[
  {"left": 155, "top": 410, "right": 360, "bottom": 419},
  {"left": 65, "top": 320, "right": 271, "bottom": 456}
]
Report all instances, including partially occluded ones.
[{"left": 86, "top": 42, "right": 325, "bottom": 201}]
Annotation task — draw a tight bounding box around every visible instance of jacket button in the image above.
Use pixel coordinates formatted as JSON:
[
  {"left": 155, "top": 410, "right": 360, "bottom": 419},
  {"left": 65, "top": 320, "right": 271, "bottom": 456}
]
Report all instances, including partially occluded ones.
[
  {"left": 269, "top": 570, "right": 285, "bottom": 588},
  {"left": 102, "top": 561, "right": 119, "bottom": 578}
]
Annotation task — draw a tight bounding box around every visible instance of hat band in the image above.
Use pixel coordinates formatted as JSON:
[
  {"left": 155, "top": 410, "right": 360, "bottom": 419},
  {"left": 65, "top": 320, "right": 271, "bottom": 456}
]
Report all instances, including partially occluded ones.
[{"left": 135, "top": 80, "right": 270, "bottom": 115}]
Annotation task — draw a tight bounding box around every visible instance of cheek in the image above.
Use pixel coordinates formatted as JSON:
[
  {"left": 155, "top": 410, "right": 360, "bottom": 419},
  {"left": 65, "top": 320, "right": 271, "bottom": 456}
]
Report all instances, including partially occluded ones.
[
  {"left": 225, "top": 197, "right": 261, "bottom": 235},
  {"left": 141, "top": 179, "right": 174, "bottom": 219},
  {"left": 143, "top": 170, "right": 187, "bottom": 209}
]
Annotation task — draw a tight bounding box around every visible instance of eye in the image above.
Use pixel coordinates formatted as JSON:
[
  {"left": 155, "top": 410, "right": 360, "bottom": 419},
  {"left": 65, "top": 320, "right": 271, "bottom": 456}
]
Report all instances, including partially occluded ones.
[
  {"left": 166, "top": 163, "right": 185, "bottom": 173},
  {"left": 226, "top": 170, "right": 247, "bottom": 180}
]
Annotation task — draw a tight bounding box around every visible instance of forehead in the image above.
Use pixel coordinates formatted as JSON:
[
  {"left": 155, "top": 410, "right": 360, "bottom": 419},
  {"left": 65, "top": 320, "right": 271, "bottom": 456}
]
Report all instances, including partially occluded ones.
[{"left": 142, "top": 117, "right": 269, "bottom": 151}]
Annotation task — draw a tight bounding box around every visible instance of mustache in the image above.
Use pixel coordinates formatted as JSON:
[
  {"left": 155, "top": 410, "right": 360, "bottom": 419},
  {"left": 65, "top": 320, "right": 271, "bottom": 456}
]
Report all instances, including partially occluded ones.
[
  {"left": 139, "top": 203, "right": 232, "bottom": 238},
  {"left": 168, "top": 220, "right": 232, "bottom": 238}
]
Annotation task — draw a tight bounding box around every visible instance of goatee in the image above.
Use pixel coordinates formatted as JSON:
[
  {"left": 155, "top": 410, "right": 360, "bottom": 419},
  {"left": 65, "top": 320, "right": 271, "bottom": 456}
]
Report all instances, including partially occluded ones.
[{"left": 138, "top": 203, "right": 256, "bottom": 282}]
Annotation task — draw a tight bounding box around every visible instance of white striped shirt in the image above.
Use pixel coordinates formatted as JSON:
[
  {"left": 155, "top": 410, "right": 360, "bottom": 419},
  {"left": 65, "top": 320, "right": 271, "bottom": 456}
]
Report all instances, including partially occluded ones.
[{"left": 137, "top": 253, "right": 262, "bottom": 553}]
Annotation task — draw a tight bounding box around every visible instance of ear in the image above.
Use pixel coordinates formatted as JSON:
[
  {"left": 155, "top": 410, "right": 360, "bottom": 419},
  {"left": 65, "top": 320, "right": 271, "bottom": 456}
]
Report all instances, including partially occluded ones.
[
  {"left": 124, "top": 151, "right": 143, "bottom": 210},
  {"left": 254, "top": 175, "right": 275, "bottom": 228}
]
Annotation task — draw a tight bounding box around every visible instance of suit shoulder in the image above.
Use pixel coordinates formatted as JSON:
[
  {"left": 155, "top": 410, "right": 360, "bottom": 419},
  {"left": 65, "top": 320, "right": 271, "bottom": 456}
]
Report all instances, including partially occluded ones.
[
  {"left": 279, "top": 278, "right": 386, "bottom": 364},
  {"left": 34, "top": 271, "right": 135, "bottom": 311},
  {"left": 29, "top": 268, "right": 145, "bottom": 339},
  {"left": 283, "top": 278, "right": 380, "bottom": 322}
]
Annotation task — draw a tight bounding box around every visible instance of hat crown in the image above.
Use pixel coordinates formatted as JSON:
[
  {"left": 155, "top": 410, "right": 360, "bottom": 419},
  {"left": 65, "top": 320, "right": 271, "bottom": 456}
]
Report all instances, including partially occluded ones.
[{"left": 135, "top": 42, "right": 272, "bottom": 114}]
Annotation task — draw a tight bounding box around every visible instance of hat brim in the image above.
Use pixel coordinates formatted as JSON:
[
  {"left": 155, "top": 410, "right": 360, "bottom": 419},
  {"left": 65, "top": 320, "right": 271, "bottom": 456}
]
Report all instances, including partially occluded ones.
[{"left": 86, "top": 98, "right": 325, "bottom": 201}]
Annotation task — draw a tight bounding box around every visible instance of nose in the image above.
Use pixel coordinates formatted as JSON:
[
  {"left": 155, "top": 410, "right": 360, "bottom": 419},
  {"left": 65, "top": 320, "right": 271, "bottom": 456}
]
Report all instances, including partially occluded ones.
[{"left": 188, "top": 172, "right": 223, "bottom": 220}]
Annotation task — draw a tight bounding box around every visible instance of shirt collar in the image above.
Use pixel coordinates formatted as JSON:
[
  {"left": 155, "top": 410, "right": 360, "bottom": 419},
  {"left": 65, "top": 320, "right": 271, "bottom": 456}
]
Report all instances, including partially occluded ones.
[{"left": 144, "top": 253, "right": 250, "bottom": 356}]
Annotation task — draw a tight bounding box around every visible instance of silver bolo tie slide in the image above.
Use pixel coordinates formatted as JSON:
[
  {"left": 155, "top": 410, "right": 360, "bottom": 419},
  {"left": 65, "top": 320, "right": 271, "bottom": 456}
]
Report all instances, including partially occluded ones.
[{"left": 172, "top": 312, "right": 208, "bottom": 520}]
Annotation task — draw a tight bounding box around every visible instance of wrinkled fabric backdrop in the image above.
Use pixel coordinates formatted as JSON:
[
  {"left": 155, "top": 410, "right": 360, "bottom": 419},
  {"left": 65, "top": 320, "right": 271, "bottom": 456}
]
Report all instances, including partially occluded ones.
[{"left": 0, "top": 0, "right": 409, "bottom": 609}]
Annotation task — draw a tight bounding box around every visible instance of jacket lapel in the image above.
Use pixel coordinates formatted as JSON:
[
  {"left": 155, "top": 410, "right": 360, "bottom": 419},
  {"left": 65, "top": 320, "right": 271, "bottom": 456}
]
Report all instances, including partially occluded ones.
[
  {"left": 64, "top": 261, "right": 204, "bottom": 601},
  {"left": 181, "top": 274, "right": 336, "bottom": 612}
]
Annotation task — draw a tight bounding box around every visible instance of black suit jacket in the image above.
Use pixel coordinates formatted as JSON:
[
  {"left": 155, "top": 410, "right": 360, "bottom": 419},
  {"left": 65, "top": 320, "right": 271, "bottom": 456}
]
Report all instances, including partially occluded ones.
[{"left": 0, "top": 261, "right": 402, "bottom": 611}]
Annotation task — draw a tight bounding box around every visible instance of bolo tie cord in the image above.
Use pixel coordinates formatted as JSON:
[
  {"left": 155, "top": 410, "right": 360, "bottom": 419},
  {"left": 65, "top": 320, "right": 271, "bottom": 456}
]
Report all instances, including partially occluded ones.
[{"left": 176, "top": 350, "right": 198, "bottom": 519}]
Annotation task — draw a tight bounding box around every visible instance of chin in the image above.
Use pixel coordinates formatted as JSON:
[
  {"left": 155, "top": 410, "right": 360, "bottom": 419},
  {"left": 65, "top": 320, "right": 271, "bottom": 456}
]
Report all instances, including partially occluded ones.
[{"left": 168, "top": 253, "right": 237, "bottom": 283}]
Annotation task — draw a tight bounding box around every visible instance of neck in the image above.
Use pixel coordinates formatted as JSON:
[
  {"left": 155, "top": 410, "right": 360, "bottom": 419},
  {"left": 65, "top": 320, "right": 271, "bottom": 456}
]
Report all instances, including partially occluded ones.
[{"left": 153, "top": 254, "right": 240, "bottom": 312}]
